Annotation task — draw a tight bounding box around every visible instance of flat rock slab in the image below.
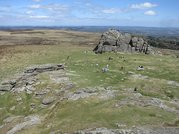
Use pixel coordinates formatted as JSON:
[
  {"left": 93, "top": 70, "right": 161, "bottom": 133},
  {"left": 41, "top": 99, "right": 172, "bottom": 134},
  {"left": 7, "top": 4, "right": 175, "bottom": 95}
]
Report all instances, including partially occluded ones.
[
  {"left": 66, "top": 87, "right": 117, "bottom": 101},
  {"left": 3, "top": 116, "right": 23, "bottom": 123},
  {"left": 6, "top": 115, "right": 41, "bottom": 134},
  {"left": 0, "top": 84, "right": 12, "bottom": 91},
  {"left": 116, "top": 95, "right": 179, "bottom": 114},
  {"left": 24, "top": 64, "right": 64, "bottom": 74},
  {"left": 0, "top": 64, "right": 64, "bottom": 93}
]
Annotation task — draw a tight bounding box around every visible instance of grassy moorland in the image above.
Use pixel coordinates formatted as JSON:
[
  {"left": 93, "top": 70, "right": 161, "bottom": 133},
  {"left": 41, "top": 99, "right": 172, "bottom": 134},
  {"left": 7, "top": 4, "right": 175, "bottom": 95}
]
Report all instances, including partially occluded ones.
[{"left": 0, "top": 30, "right": 179, "bottom": 133}]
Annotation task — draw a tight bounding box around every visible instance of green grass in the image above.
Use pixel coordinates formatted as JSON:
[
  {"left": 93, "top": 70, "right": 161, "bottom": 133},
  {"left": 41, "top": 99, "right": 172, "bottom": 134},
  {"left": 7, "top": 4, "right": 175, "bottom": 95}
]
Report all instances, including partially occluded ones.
[
  {"left": 41, "top": 98, "right": 178, "bottom": 133},
  {"left": 0, "top": 44, "right": 179, "bottom": 133}
]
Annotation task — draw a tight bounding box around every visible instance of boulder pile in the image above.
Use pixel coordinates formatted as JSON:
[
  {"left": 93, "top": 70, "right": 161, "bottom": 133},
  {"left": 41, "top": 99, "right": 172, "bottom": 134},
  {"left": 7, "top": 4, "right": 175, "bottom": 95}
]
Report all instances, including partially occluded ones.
[{"left": 93, "top": 29, "right": 153, "bottom": 54}]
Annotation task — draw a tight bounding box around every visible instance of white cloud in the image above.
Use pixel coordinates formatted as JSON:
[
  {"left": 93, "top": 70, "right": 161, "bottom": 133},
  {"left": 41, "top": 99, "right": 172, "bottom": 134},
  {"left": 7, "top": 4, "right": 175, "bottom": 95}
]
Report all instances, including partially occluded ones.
[
  {"left": 26, "top": 10, "right": 33, "bottom": 14},
  {"left": 29, "top": 15, "right": 49, "bottom": 19},
  {"left": 29, "top": 4, "right": 69, "bottom": 13},
  {"left": 43, "top": 4, "right": 68, "bottom": 12},
  {"left": 131, "top": 2, "right": 157, "bottom": 9},
  {"left": 144, "top": 10, "right": 156, "bottom": 16},
  {"left": 30, "top": 4, "right": 41, "bottom": 9},
  {"left": 101, "top": 8, "right": 120, "bottom": 14},
  {"left": 33, "top": 0, "right": 43, "bottom": 2}
]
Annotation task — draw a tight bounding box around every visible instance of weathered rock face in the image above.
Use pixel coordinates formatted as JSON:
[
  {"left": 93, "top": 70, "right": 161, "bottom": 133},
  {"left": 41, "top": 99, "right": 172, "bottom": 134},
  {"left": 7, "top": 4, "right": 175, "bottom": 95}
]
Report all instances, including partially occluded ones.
[
  {"left": 93, "top": 29, "right": 152, "bottom": 54},
  {"left": 0, "top": 64, "right": 64, "bottom": 92}
]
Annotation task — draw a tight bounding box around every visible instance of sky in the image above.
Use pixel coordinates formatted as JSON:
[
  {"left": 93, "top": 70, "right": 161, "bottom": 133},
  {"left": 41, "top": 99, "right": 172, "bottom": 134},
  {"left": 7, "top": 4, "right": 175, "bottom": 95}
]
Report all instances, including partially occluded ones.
[{"left": 0, "top": 0, "right": 179, "bottom": 27}]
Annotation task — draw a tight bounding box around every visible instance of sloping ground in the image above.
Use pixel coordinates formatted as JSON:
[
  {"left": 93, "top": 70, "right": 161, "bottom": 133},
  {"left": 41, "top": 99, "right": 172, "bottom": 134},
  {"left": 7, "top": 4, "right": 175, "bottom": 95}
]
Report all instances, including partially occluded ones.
[
  {"left": 0, "top": 30, "right": 100, "bottom": 46},
  {"left": 0, "top": 30, "right": 179, "bottom": 133},
  {"left": 0, "top": 63, "right": 179, "bottom": 134}
]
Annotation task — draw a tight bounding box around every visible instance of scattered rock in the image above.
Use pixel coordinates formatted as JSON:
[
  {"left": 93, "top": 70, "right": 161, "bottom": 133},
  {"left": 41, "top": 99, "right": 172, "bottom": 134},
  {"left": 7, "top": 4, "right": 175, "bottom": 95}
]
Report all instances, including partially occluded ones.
[
  {"left": 30, "top": 103, "right": 36, "bottom": 109},
  {"left": 75, "top": 127, "right": 130, "bottom": 134},
  {"left": 75, "top": 127, "right": 179, "bottom": 134},
  {"left": 16, "top": 97, "right": 22, "bottom": 102},
  {"left": 168, "top": 81, "right": 179, "bottom": 87},
  {"left": 10, "top": 106, "right": 16, "bottom": 111},
  {"left": 42, "top": 97, "right": 55, "bottom": 105},
  {"left": 127, "top": 71, "right": 135, "bottom": 75},
  {"left": 115, "top": 123, "right": 127, "bottom": 128},
  {"left": 137, "top": 66, "right": 144, "bottom": 71},
  {"left": 102, "top": 65, "right": 109, "bottom": 73},
  {"left": 116, "top": 96, "right": 179, "bottom": 113},
  {"left": 35, "top": 91, "right": 47, "bottom": 96}
]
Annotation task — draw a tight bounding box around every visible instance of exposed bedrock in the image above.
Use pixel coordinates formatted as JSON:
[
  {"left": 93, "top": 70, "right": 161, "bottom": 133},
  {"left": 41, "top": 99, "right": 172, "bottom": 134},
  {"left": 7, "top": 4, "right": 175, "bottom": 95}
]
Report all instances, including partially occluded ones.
[{"left": 93, "top": 29, "right": 153, "bottom": 54}]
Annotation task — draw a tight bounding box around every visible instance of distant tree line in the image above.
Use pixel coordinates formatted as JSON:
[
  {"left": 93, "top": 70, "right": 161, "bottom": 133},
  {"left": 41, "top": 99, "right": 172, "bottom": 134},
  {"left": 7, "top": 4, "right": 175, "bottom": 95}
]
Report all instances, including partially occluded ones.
[{"left": 146, "top": 36, "right": 179, "bottom": 50}]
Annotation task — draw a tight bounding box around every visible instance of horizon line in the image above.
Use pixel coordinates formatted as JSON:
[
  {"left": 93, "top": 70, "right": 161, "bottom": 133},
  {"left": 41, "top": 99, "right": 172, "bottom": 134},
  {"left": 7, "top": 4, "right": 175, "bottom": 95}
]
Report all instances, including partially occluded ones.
[{"left": 0, "top": 25, "right": 179, "bottom": 29}]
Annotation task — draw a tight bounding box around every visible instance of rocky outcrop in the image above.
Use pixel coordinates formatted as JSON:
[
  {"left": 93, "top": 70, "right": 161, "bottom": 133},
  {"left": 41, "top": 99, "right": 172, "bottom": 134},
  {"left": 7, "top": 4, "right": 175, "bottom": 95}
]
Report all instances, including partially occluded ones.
[
  {"left": 66, "top": 87, "right": 116, "bottom": 101},
  {"left": 6, "top": 115, "right": 41, "bottom": 134},
  {"left": 75, "top": 127, "right": 179, "bottom": 134},
  {"left": 115, "top": 96, "right": 179, "bottom": 114},
  {"left": 24, "top": 64, "right": 64, "bottom": 73},
  {"left": 93, "top": 29, "right": 152, "bottom": 54},
  {"left": 0, "top": 64, "right": 64, "bottom": 92}
]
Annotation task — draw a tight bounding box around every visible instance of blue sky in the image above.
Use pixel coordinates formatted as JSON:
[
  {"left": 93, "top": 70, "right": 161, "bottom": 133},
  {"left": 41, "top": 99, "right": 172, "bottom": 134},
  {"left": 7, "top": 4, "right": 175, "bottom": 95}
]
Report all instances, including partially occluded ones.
[{"left": 0, "top": 0, "right": 179, "bottom": 27}]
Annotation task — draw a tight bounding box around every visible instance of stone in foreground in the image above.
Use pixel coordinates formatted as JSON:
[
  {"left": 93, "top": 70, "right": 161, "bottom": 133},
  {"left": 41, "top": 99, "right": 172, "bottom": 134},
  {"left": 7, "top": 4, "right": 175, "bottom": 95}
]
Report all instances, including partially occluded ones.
[{"left": 42, "top": 97, "right": 55, "bottom": 105}]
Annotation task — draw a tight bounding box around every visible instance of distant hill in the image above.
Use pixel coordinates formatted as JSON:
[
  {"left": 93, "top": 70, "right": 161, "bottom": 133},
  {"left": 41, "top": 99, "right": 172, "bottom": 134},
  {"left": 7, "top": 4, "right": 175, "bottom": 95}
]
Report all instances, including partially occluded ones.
[
  {"left": 0, "top": 26, "right": 179, "bottom": 50},
  {"left": 1, "top": 26, "right": 179, "bottom": 37}
]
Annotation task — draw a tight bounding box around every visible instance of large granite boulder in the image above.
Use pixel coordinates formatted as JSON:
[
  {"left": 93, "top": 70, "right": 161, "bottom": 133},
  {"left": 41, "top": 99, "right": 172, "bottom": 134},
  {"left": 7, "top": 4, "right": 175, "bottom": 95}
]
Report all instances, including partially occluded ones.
[{"left": 93, "top": 29, "right": 152, "bottom": 54}]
